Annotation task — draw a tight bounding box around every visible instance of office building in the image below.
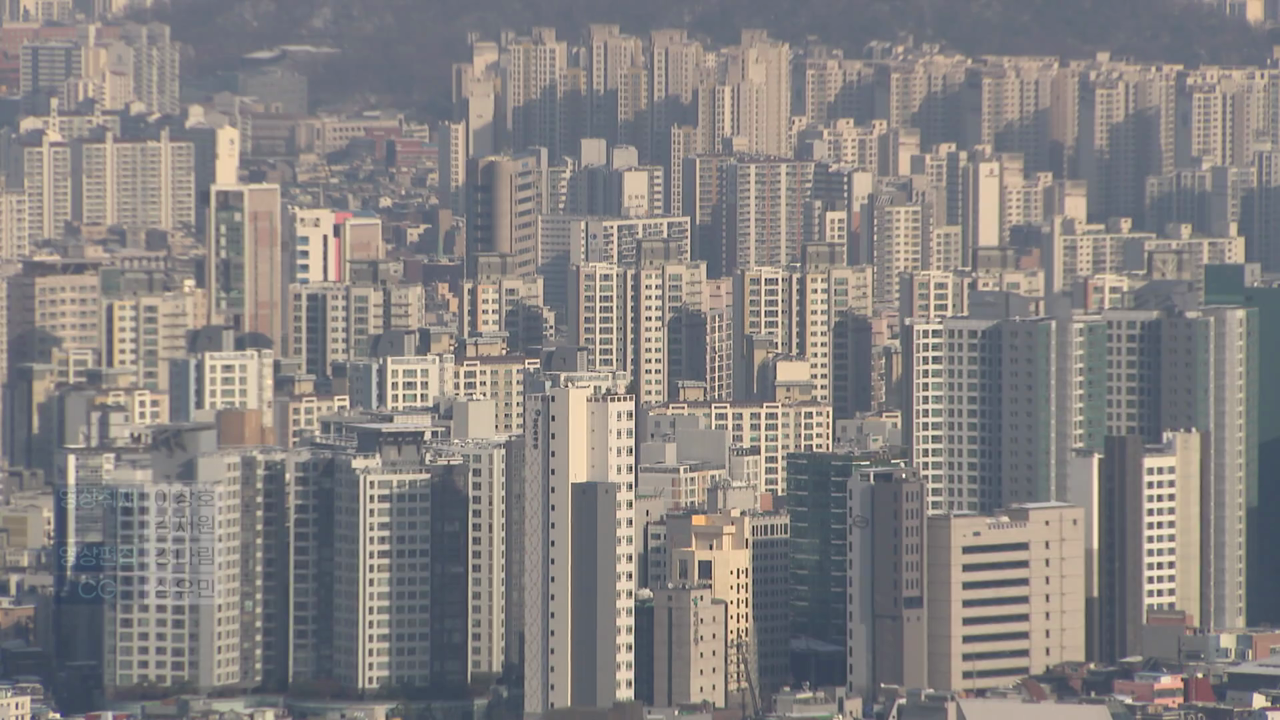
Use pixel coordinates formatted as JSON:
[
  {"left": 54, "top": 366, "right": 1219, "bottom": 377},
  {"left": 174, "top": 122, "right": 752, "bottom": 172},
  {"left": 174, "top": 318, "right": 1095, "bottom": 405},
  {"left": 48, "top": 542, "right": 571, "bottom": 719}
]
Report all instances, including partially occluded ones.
[
  {"left": 274, "top": 385, "right": 350, "bottom": 449},
  {"left": 467, "top": 153, "right": 541, "bottom": 276},
  {"left": 648, "top": 508, "right": 791, "bottom": 704},
  {"left": 289, "top": 208, "right": 386, "bottom": 284},
  {"left": 207, "top": 184, "right": 284, "bottom": 348},
  {"left": 845, "top": 465, "right": 928, "bottom": 696},
  {"left": 378, "top": 354, "right": 455, "bottom": 412},
  {"left": 787, "top": 453, "right": 914, "bottom": 653},
  {"left": 926, "top": 503, "right": 1086, "bottom": 692},
  {"left": 168, "top": 348, "right": 274, "bottom": 431}
]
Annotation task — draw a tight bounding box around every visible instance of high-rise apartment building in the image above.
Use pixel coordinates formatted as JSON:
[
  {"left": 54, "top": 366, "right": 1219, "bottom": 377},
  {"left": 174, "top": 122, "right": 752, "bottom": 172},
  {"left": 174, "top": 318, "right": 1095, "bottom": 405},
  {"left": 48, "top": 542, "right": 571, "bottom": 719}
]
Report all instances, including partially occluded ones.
[
  {"left": 585, "top": 25, "right": 648, "bottom": 151},
  {"left": 20, "top": 41, "right": 83, "bottom": 114},
  {"left": 438, "top": 119, "right": 469, "bottom": 216},
  {"left": 426, "top": 437, "right": 512, "bottom": 674},
  {"left": 119, "top": 22, "right": 180, "bottom": 115},
  {"left": 328, "top": 426, "right": 470, "bottom": 692},
  {"left": 1093, "top": 432, "right": 1203, "bottom": 663},
  {"left": 207, "top": 183, "right": 284, "bottom": 348},
  {"left": 569, "top": 242, "right": 708, "bottom": 405},
  {"left": 96, "top": 428, "right": 287, "bottom": 693},
  {"left": 5, "top": 258, "right": 101, "bottom": 375},
  {"left": 680, "top": 154, "right": 731, "bottom": 276},
  {"left": 461, "top": 256, "right": 548, "bottom": 349},
  {"left": 1160, "top": 306, "right": 1255, "bottom": 629},
  {"left": 76, "top": 130, "right": 195, "bottom": 230},
  {"left": 644, "top": 400, "right": 832, "bottom": 495},
  {"left": 6, "top": 0, "right": 73, "bottom": 23},
  {"left": 718, "top": 31, "right": 792, "bottom": 157},
  {"left": 723, "top": 158, "right": 815, "bottom": 272},
  {"left": 287, "top": 282, "right": 425, "bottom": 377},
  {"left": 0, "top": 190, "right": 28, "bottom": 257},
  {"left": 649, "top": 29, "right": 704, "bottom": 172},
  {"left": 502, "top": 28, "right": 570, "bottom": 159},
  {"left": 960, "top": 59, "right": 1060, "bottom": 172},
  {"left": 103, "top": 287, "right": 206, "bottom": 391},
  {"left": 452, "top": 354, "right": 540, "bottom": 434},
  {"left": 1040, "top": 216, "right": 1146, "bottom": 294},
  {"left": 904, "top": 315, "right": 1063, "bottom": 512},
  {"left": 732, "top": 249, "right": 873, "bottom": 409},
  {"left": 872, "top": 53, "right": 970, "bottom": 148},
  {"left": 522, "top": 371, "right": 636, "bottom": 717},
  {"left": 1077, "top": 65, "right": 1177, "bottom": 224},
  {"left": 5, "top": 128, "right": 195, "bottom": 239},
  {"left": 864, "top": 194, "right": 931, "bottom": 306}
]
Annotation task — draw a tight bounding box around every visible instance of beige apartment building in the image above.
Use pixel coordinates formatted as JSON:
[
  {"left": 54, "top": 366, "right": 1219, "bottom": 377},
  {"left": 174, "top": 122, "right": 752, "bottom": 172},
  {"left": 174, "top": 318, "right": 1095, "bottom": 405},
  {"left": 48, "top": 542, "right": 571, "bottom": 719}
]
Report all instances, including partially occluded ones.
[
  {"left": 657, "top": 513, "right": 751, "bottom": 700},
  {"left": 652, "top": 585, "right": 728, "bottom": 709},
  {"left": 453, "top": 354, "right": 541, "bottom": 435},
  {"left": 926, "top": 502, "right": 1085, "bottom": 692},
  {"left": 103, "top": 285, "right": 206, "bottom": 391}
]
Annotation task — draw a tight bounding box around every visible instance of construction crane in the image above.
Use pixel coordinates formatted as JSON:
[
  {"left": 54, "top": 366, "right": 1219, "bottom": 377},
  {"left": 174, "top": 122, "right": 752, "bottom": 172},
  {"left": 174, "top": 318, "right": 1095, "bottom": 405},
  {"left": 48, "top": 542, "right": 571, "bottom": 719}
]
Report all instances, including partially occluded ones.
[{"left": 735, "top": 637, "right": 763, "bottom": 720}]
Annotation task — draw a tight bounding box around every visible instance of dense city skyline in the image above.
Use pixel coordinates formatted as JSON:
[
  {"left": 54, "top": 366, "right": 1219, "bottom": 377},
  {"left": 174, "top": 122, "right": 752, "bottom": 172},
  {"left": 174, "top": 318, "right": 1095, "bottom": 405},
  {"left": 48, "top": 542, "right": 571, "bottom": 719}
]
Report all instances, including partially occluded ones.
[{"left": 3, "top": 3, "right": 1280, "bottom": 720}]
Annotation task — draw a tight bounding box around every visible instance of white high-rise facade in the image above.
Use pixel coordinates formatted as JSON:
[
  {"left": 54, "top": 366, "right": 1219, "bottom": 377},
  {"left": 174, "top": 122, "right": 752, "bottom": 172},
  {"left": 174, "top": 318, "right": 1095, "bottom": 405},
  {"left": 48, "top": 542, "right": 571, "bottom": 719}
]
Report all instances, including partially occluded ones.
[
  {"left": 5, "top": 128, "right": 195, "bottom": 240},
  {"left": 523, "top": 372, "right": 635, "bottom": 717},
  {"left": 724, "top": 158, "right": 815, "bottom": 272},
  {"left": 569, "top": 253, "right": 708, "bottom": 405}
]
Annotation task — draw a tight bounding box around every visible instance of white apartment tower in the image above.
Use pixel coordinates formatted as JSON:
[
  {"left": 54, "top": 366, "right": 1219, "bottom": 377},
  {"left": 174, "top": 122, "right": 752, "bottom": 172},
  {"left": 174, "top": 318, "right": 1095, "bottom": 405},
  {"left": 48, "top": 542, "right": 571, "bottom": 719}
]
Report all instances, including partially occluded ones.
[
  {"left": 1094, "top": 432, "right": 1204, "bottom": 662},
  {"left": 523, "top": 372, "right": 636, "bottom": 716},
  {"left": 101, "top": 440, "right": 287, "bottom": 693},
  {"left": 120, "top": 22, "right": 181, "bottom": 115},
  {"left": 5, "top": 129, "right": 194, "bottom": 240},
  {"left": 569, "top": 245, "right": 709, "bottom": 405},
  {"left": 503, "top": 28, "right": 570, "bottom": 159},
  {"left": 329, "top": 426, "right": 472, "bottom": 692},
  {"left": 905, "top": 316, "right": 1062, "bottom": 512},
  {"left": 724, "top": 158, "right": 815, "bottom": 272},
  {"left": 73, "top": 130, "right": 196, "bottom": 231}
]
